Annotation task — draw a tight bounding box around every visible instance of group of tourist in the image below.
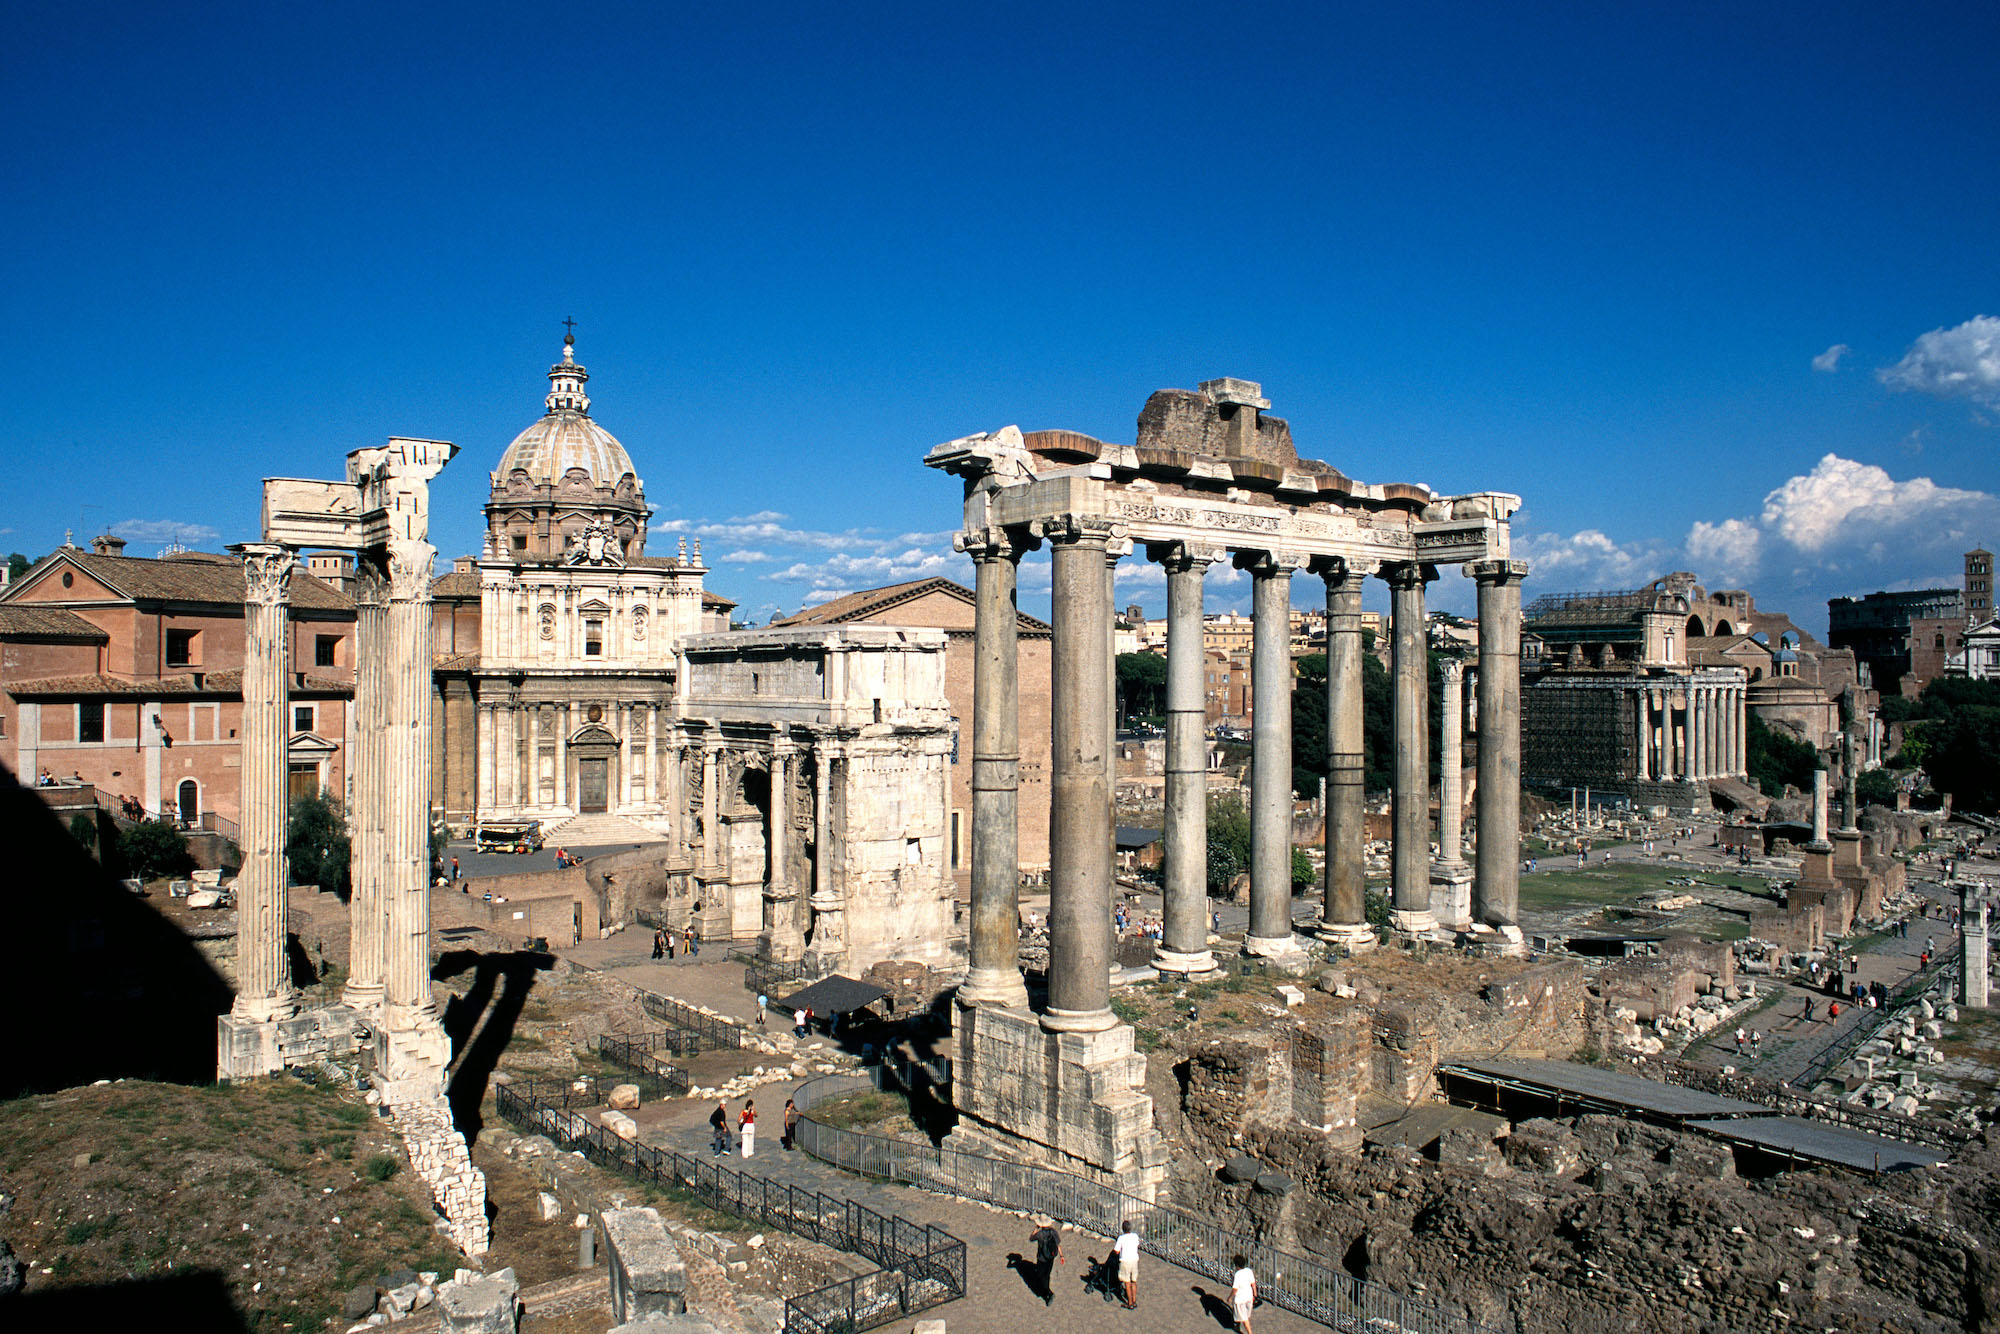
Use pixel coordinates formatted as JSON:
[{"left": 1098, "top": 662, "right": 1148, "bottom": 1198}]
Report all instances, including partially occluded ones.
[
  {"left": 707, "top": 1097, "right": 798, "bottom": 1158},
  {"left": 1014, "top": 1217, "right": 1253, "bottom": 1330},
  {"left": 648, "top": 926, "right": 700, "bottom": 960}
]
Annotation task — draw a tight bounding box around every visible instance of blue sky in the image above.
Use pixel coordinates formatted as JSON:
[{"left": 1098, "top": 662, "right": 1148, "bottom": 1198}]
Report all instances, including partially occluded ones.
[{"left": 5, "top": 2, "right": 1997, "bottom": 633}]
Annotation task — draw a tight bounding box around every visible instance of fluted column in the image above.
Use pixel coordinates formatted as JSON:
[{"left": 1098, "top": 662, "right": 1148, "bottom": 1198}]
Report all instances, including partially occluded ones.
[
  {"left": 702, "top": 743, "right": 721, "bottom": 867},
  {"left": 1472, "top": 559, "right": 1527, "bottom": 933},
  {"left": 959, "top": 531, "right": 1030, "bottom": 1006},
  {"left": 1385, "top": 562, "right": 1436, "bottom": 934},
  {"left": 1042, "top": 515, "right": 1117, "bottom": 1033},
  {"left": 382, "top": 537, "right": 439, "bottom": 1029},
  {"left": 475, "top": 702, "right": 495, "bottom": 818},
  {"left": 1155, "top": 542, "right": 1219, "bottom": 975},
  {"left": 1242, "top": 550, "right": 1305, "bottom": 955},
  {"left": 345, "top": 555, "right": 388, "bottom": 1009},
  {"left": 1320, "top": 560, "right": 1374, "bottom": 947},
  {"left": 1693, "top": 683, "right": 1708, "bottom": 779},
  {"left": 232, "top": 542, "right": 299, "bottom": 1023},
  {"left": 554, "top": 703, "right": 569, "bottom": 810},
  {"left": 764, "top": 744, "right": 804, "bottom": 959}
]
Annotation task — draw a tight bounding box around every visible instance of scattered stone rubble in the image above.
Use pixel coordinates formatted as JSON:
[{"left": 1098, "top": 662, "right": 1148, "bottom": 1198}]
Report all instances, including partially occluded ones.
[{"left": 378, "top": 1078, "right": 490, "bottom": 1256}]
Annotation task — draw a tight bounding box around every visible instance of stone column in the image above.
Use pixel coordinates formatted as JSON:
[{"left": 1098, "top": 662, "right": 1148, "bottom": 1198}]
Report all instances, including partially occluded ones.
[
  {"left": 1155, "top": 543, "right": 1219, "bottom": 975},
  {"left": 475, "top": 702, "right": 495, "bottom": 817},
  {"left": 1430, "top": 658, "right": 1472, "bottom": 930},
  {"left": 345, "top": 556, "right": 388, "bottom": 1010},
  {"left": 702, "top": 743, "right": 721, "bottom": 867},
  {"left": 959, "top": 531, "right": 1030, "bottom": 1006},
  {"left": 1634, "top": 687, "right": 1650, "bottom": 781},
  {"left": 1841, "top": 730, "right": 1860, "bottom": 832},
  {"left": 554, "top": 704, "right": 569, "bottom": 810},
  {"left": 1960, "top": 886, "right": 1989, "bottom": 1009},
  {"left": 1472, "top": 560, "right": 1527, "bottom": 935},
  {"left": 231, "top": 542, "right": 299, "bottom": 1023},
  {"left": 1811, "top": 768, "right": 1829, "bottom": 844},
  {"left": 764, "top": 745, "right": 803, "bottom": 959},
  {"left": 1385, "top": 562, "right": 1436, "bottom": 935},
  {"left": 1691, "top": 683, "right": 1706, "bottom": 779},
  {"left": 618, "top": 703, "right": 634, "bottom": 811},
  {"left": 381, "top": 538, "right": 442, "bottom": 1043},
  {"left": 1042, "top": 515, "right": 1117, "bottom": 1033},
  {"left": 1320, "top": 560, "right": 1374, "bottom": 948},
  {"left": 1243, "top": 550, "right": 1305, "bottom": 956}
]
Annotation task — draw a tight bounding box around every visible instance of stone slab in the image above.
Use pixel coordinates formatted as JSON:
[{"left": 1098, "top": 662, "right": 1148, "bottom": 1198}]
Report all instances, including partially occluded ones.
[{"left": 600, "top": 1207, "right": 687, "bottom": 1324}]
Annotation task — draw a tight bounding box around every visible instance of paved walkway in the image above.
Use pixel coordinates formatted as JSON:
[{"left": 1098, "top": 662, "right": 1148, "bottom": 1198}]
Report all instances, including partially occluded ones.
[{"left": 605, "top": 1089, "right": 1329, "bottom": 1334}]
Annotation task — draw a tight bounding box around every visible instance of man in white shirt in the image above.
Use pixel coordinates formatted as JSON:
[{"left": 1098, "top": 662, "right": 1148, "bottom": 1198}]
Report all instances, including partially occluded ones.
[
  {"left": 1114, "top": 1220, "right": 1140, "bottom": 1310},
  {"left": 1231, "top": 1255, "right": 1257, "bottom": 1334}
]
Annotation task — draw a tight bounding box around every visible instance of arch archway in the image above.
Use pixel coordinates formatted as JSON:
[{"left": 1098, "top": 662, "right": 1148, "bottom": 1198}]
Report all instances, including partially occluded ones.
[
  {"left": 1686, "top": 615, "right": 1707, "bottom": 638},
  {"left": 176, "top": 778, "right": 200, "bottom": 825}
]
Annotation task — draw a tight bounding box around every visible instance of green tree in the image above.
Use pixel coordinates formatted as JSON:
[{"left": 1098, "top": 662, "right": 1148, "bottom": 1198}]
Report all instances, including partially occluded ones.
[
  {"left": 6, "top": 552, "right": 31, "bottom": 584},
  {"left": 287, "top": 790, "right": 351, "bottom": 897},
  {"left": 1205, "top": 795, "right": 1252, "bottom": 896},
  {"left": 1290, "top": 846, "right": 1315, "bottom": 893},
  {"left": 1925, "top": 704, "right": 2000, "bottom": 813},
  {"left": 68, "top": 811, "right": 99, "bottom": 852},
  {"left": 1291, "top": 636, "right": 1421, "bottom": 796},
  {"left": 1745, "top": 713, "right": 1817, "bottom": 797},
  {"left": 1854, "top": 768, "right": 1898, "bottom": 809},
  {"left": 119, "top": 819, "right": 192, "bottom": 880},
  {"left": 1115, "top": 652, "right": 1167, "bottom": 724}
]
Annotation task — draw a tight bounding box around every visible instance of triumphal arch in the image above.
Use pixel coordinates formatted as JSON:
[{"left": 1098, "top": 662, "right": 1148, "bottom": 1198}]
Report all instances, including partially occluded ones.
[{"left": 928, "top": 378, "right": 1528, "bottom": 1196}]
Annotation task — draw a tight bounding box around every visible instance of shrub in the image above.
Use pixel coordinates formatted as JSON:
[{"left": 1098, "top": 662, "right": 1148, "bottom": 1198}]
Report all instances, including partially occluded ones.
[
  {"left": 119, "top": 819, "right": 193, "bottom": 880},
  {"left": 69, "top": 811, "right": 98, "bottom": 851},
  {"left": 363, "top": 1153, "right": 401, "bottom": 1181},
  {"left": 287, "top": 791, "right": 351, "bottom": 896}
]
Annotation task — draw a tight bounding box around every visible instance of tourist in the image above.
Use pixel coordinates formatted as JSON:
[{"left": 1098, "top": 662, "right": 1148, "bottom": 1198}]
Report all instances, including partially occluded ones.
[
  {"left": 782, "top": 1098, "right": 799, "bottom": 1150},
  {"left": 1028, "top": 1216, "right": 1063, "bottom": 1306},
  {"left": 450, "top": 856, "right": 460, "bottom": 882},
  {"left": 1750, "top": 1029, "right": 1761, "bottom": 1057},
  {"left": 1803, "top": 997, "right": 1816, "bottom": 1023},
  {"left": 1114, "top": 1219, "right": 1140, "bottom": 1310},
  {"left": 1231, "top": 1254, "right": 1258, "bottom": 1334},
  {"left": 709, "top": 1100, "right": 730, "bottom": 1156},
  {"left": 1734, "top": 1026, "right": 1746, "bottom": 1056},
  {"left": 689, "top": 927, "right": 700, "bottom": 957},
  {"left": 739, "top": 1100, "right": 756, "bottom": 1157},
  {"left": 1829, "top": 1000, "right": 1841, "bottom": 1022},
  {"left": 757, "top": 992, "right": 769, "bottom": 1027},
  {"left": 666, "top": 930, "right": 676, "bottom": 959},
  {"left": 652, "top": 929, "right": 666, "bottom": 960},
  {"left": 796, "top": 1006, "right": 812, "bottom": 1038}
]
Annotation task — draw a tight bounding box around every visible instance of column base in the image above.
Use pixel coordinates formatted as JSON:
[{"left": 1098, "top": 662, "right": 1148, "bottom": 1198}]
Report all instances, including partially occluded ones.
[
  {"left": 1429, "top": 862, "right": 1473, "bottom": 932},
  {"left": 230, "top": 990, "right": 300, "bottom": 1025},
  {"left": 1315, "top": 920, "right": 1379, "bottom": 953},
  {"left": 957, "top": 967, "right": 1031, "bottom": 1008},
  {"left": 1468, "top": 922, "right": 1529, "bottom": 957},
  {"left": 1390, "top": 907, "right": 1440, "bottom": 937},
  {"left": 1243, "top": 932, "right": 1306, "bottom": 960},
  {"left": 342, "top": 981, "right": 385, "bottom": 1012},
  {"left": 376, "top": 1014, "right": 453, "bottom": 1086},
  {"left": 1040, "top": 1005, "right": 1118, "bottom": 1034},
  {"left": 1151, "top": 948, "right": 1222, "bottom": 979}
]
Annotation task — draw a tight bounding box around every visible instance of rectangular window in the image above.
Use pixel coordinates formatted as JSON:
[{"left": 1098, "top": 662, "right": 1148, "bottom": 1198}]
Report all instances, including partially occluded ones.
[
  {"left": 950, "top": 812, "right": 961, "bottom": 869},
  {"left": 293, "top": 705, "right": 314, "bottom": 733},
  {"left": 315, "top": 635, "right": 339, "bottom": 667},
  {"left": 585, "top": 619, "right": 604, "bottom": 656},
  {"left": 166, "top": 629, "right": 198, "bottom": 668},
  {"left": 512, "top": 533, "right": 528, "bottom": 551},
  {"left": 78, "top": 701, "right": 105, "bottom": 743}
]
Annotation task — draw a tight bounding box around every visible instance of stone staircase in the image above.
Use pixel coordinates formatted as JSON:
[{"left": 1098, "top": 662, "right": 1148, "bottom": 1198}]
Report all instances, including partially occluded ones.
[{"left": 539, "top": 812, "right": 668, "bottom": 848}]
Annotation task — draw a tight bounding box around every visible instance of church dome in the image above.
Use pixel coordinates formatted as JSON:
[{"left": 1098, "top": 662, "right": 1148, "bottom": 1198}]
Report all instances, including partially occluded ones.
[{"left": 494, "top": 334, "right": 638, "bottom": 485}]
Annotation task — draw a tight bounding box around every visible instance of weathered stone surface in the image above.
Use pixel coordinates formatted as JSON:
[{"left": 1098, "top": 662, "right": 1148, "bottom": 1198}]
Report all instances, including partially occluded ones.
[
  {"left": 601, "top": 1207, "right": 688, "bottom": 1325},
  {"left": 601, "top": 1110, "right": 639, "bottom": 1140},
  {"left": 607, "top": 1083, "right": 642, "bottom": 1111},
  {"left": 436, "top": 1267, "right": 519, "bottom": 1334}
]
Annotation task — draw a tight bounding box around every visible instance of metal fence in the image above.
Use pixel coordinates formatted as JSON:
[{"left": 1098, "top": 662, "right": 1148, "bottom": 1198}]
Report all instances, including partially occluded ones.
[
  {"left": 637, "top": 990, "right": 746, "bottom": 1053},
  {"left": 596, "top": 1032, "right": 694, "bottom": 1096},
  {"left": 1788, "top": 955, "right": 1960, "bottom": 1092},
  {"left": 739, "top": 952, "right": 819, "bottom": 1002},
  {"left": 493, "top": 1075, "right": 965, "bottom": 1334},
  {"left": 791, "top": 1072, "right": 1500, "bottom": 1334}
]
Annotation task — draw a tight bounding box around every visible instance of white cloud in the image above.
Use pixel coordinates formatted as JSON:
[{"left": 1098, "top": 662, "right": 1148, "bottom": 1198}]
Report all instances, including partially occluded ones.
[
  {"left": 1685, "top": 517, "right": 1761, "bottom": 581},
  {"left": 729, "top": 510, "right": 788, "bottom": 523},
  {"left": 1759, "top": 454, "right": 1992, "bottom": 554},
  {"left": 1811, "top": 343, "right": 1850, "bottom": 373},
  {"left": 1878, "top": 315, "right": 2000, "bottom": 406},
  {"left": 763, "top": 546, "right": 962, "bottom": 590},
  {"left": 1511, "top": 527, "right": 1672, "bottom": 589},
  {"left": 111, "top": 518, "right": 222, "bottom": 546},
  {"left": 719, "top": 549, "right": 773, "bottom": 563}
]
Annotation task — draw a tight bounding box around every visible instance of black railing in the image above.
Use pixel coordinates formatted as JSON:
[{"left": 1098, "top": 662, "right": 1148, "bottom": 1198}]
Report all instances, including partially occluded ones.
[
  {"left": 597, "top": 1032, "right": 694, "bottom": 1097},
  {"left": 741, "top": 952, "right": 819, "bottom": 1003},
  {"left": 638, "top": 990, "right": 746, "bottom": 1053},
  {"left": 790, "top": 1073, "right": 1501, "bottom": 1334},
  {"left": 493, "top": 1076, "right": 964, "bottom": 1334},
  {"left": 1788, "top": 956, "right": 1960, "bottom": 1092}
]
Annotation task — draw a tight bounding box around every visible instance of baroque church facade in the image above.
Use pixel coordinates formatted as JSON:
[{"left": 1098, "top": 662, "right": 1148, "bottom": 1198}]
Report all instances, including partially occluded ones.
[{"left": 430, "top": 336, "right": 959, "bottom": 971}]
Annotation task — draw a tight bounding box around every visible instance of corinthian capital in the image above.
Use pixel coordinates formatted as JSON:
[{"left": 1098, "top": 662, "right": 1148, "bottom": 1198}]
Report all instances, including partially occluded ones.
[
  {"left": 384, "top": 539, "right": 437, "bottom": 601},
  {"left": 352, "top": 552, "right": 389, "bottom": 606},
  {"left": 232, "top": 543, "right": 297, "bottom": 607},
  {"left": 1379, "top": 560, "right": 1437, "bottom": 591}
]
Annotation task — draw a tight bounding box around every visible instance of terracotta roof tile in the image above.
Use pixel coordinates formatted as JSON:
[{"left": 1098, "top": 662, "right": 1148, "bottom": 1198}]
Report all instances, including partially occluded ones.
[
  {"left": 0, "top": 605, "right": 109, "bottom": 640},
  {"left": 6, "top": 668, "right": 352, "bottom": 698},
  {"left": 9, "top": 550, "right": 354, "bottom": 612},
  {"left": 431, "top": 571, "right": 481, "bottom": 598},
  {"left": 777, "top": 577, "right": 1051, "bottom": 633}
]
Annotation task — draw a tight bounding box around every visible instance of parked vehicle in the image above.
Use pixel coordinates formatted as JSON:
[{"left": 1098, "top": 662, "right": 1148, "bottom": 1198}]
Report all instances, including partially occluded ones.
[{"left": 475, "top": 820, "right": 544, "bottom": 854}]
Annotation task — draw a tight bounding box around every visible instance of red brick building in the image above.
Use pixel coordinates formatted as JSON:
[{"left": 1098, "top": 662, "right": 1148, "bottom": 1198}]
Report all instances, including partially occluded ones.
[{"left": 0, "top": 538, "right": 356, "bottom": 829}]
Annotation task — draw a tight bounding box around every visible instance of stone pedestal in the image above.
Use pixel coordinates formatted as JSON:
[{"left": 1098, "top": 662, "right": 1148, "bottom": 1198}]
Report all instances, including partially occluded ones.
[
  {"left": 1428, "top": 865, "right": 1473, "bottom": 933},
  {"left": 600, "top": 1208, "right": 687, "bottom": 1324},
  {"left": 1831, "top": 828, "right": 1864, "bottom": 876},
  {"left": 950, "top": 1001, "right": 1167, "bottom": 1200}
]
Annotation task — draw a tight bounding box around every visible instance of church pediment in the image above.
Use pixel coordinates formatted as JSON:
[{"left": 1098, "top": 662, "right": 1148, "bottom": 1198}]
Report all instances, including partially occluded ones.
[
  {"left": 288, "top": 731, "right": 340, "bottom": 759},
  {"left": 569, "top": 724, "right": 618, "bottom": 747}
]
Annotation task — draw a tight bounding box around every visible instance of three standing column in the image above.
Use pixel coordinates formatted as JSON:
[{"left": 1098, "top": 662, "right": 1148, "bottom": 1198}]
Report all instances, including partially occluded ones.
[
  {"left": 231, "top": 543, "right": 300, "bottom": 1024},
  {"left": 1472, "top": 560, "right": 1527, "bottom": 935},
  {"left": 1042, "top": 516, "right": 1117, "bottom": 1033},
  {"left": 959, "top": 532, "right": 1032, "bottom": 1006},
  {"left": 1385, "top": 562, "right": 1436, "bottom": 935},
  {"left": 1155, "top": 543, "right": 1219, "bottom": 976}
]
